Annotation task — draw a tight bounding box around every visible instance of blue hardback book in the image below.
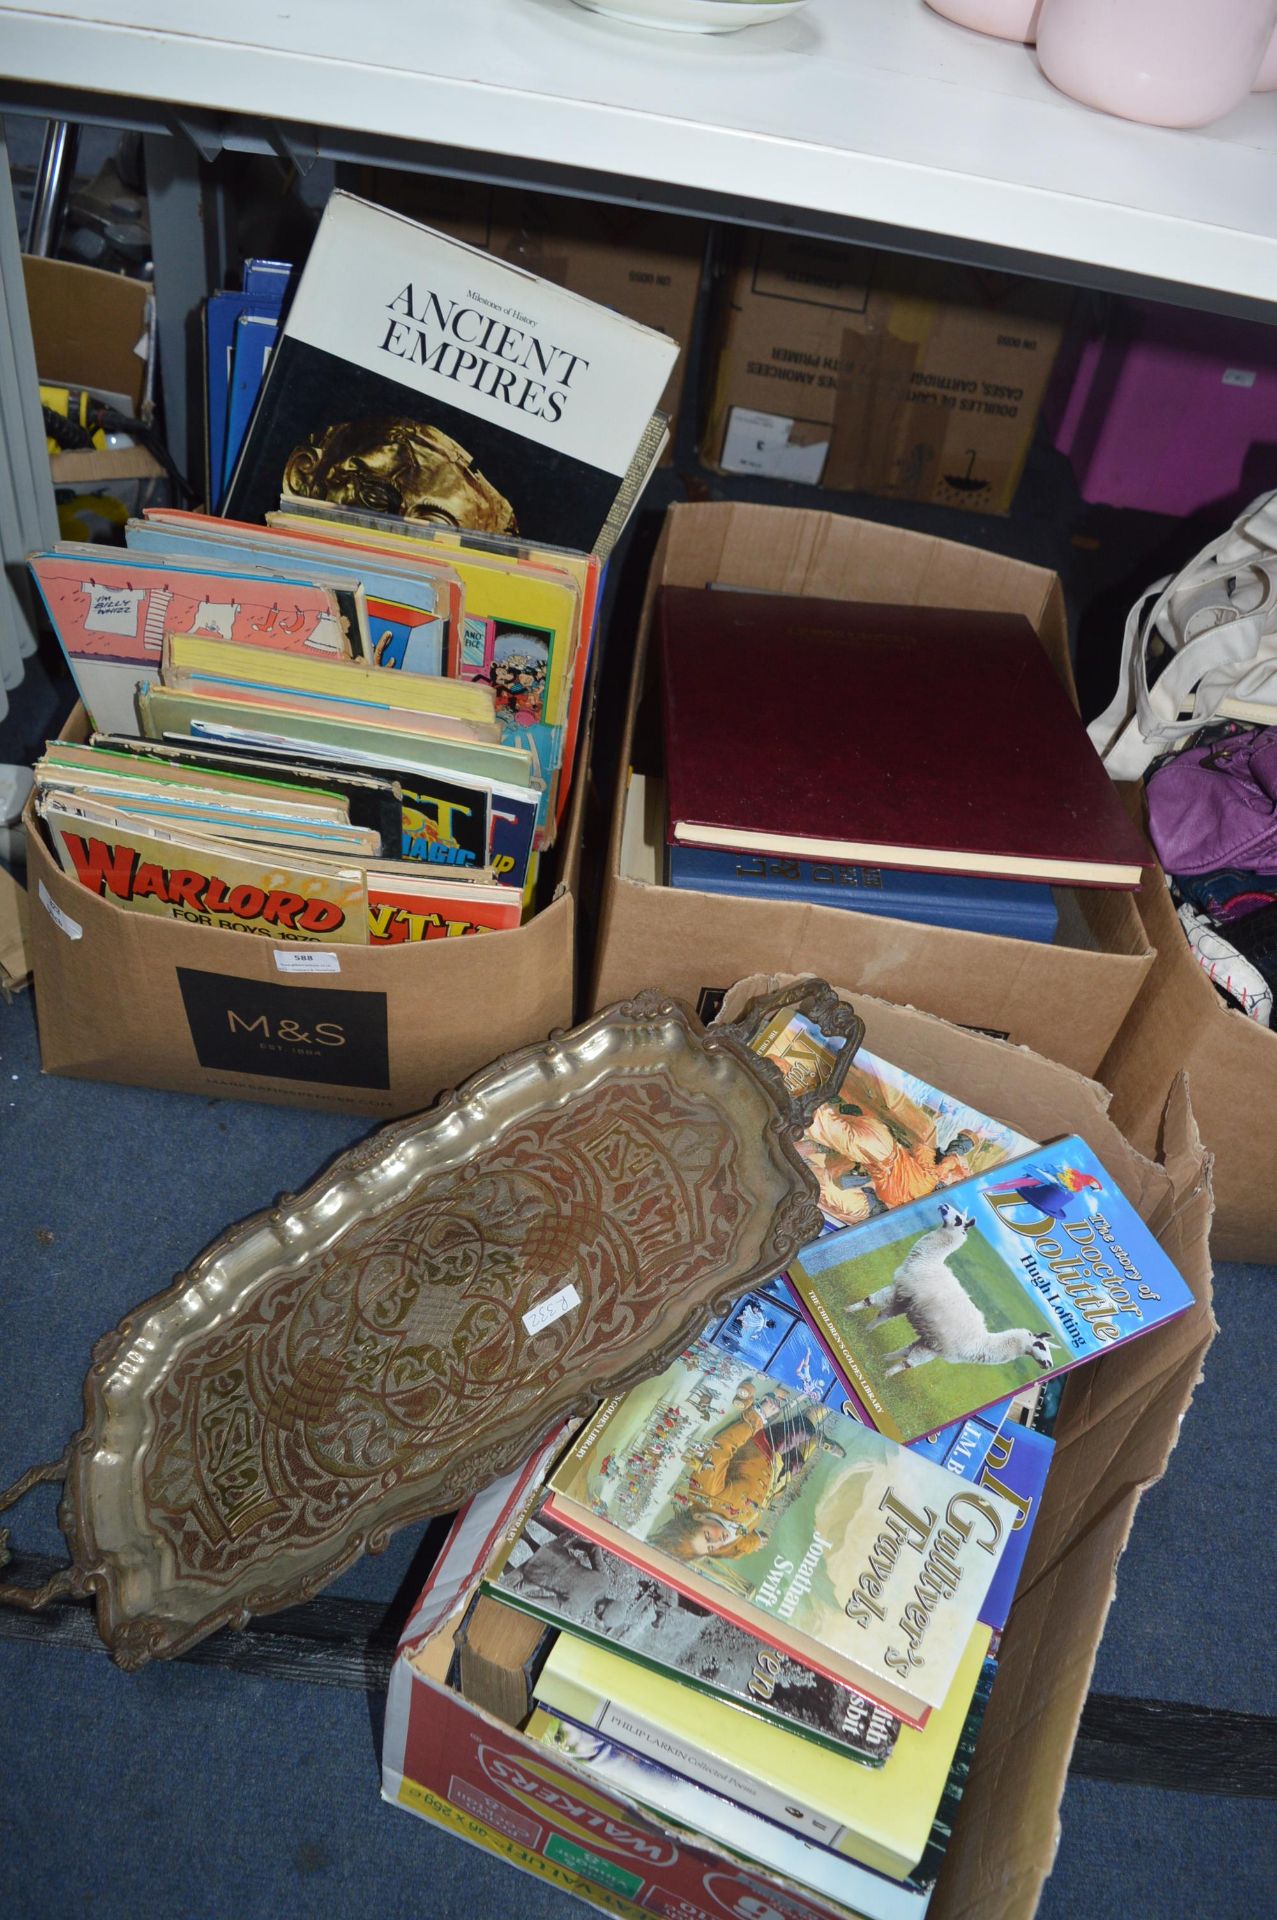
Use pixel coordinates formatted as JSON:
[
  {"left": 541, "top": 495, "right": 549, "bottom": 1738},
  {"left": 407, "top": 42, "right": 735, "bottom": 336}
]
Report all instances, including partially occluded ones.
[
  {"left": 788, "top": 1135, "right": 1197, "bottom": 1445},
  {"left": 666, "top": 842, "right": 1058, "bottom": 943}
]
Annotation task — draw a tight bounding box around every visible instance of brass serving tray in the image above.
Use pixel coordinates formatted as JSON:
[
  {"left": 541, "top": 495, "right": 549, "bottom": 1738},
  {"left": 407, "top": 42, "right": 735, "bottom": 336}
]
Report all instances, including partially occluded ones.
[{"left": 0, "top": 981, "right": 862, "bottom": 1667}]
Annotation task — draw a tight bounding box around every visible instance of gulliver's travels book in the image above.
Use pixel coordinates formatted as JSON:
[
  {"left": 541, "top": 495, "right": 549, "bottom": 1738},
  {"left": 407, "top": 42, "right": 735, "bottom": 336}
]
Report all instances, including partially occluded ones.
[
  {"left": 224, "top": 191, "right": 679, "bottom": 555},
  {"left": 788, "top": 1135, "right": 1197, "bottom": 1444},
  {"left": 488, "top": 1502, "right": 900, "bottom": 1765},
  {"left": 543, "top": 1338, "right": 1017, "bottom": 1726},
  {"left": 659, "top": 586, "right": 1153, "bottom": 887}
]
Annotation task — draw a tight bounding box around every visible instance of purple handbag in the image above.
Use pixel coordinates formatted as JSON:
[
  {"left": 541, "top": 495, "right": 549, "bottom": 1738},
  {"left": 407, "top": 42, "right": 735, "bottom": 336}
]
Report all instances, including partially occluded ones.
[{"left": 1146, "top": 726, "right": 1277, "bottom": 876}]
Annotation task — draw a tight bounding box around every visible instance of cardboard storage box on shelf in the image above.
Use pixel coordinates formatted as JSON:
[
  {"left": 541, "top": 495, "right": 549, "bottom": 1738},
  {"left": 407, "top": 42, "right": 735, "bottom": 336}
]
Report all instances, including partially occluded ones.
[
  {"left": 350, "top": 168, "right": 706, "bottom": 458},
  {"left": 1101, "top": 810, "right": 1277, "bottom": 1266},
  {"left": 21, "top": 254, "right": 162, "bottom": 492},
  {"left": 702, "top": 233, "right": 1068, "bottom": 514},
  {"left": 23, "top": 705, "right": 583, "bottom": 1118},
  {"left": 591, "top": 502, "right": 1153, "bottom": 1078},
  {"left": 382, "top": 976, "right": 1215, "bottom": 1920}
]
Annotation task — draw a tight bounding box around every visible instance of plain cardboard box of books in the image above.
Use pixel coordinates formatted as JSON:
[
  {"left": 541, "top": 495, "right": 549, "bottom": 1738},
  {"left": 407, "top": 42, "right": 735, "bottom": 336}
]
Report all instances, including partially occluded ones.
[
  {"left": 591, "top": 501, "right": 1153, "bottom": 1078},
  {"left": 701, "top": 234, "right": 1068, "bottom": 513},
  {"left": 381, "top": 976, "right": 1215, "bottom": 1920},
  {"left": 1100, "top": 793, "right": 1277, "bottom": 1265},
  {"left": 24, "top": 704, "right": 584, "bottom": 1118}
]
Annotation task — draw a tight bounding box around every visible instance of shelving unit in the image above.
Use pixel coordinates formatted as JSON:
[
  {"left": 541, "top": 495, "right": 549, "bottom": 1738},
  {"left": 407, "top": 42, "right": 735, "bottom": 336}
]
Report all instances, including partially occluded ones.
[{"left": 1, "top": 0, "right": 1274, "bottom": 709}]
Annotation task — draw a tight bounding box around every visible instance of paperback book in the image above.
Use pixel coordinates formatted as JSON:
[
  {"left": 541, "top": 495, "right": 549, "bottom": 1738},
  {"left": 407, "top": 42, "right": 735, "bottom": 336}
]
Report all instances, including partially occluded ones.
[
  {"left": 543, "top": 1337, "right": 1017, "bottom": 1724},
  {"left": 787, "top": 1136, "right": 1197, "bottom": 1444},
  {"left": 224, "top": 191, "right": 678, "bottom": 556},
  {"left": 526, "top": 1710, "right": 933, "bottom": 1920},
  {"left": 533, "top": 1620, "right": 994, "bottom": 1881},
  {"left": 488, "top": 1502, "right": 900, "bottom": 1764}
]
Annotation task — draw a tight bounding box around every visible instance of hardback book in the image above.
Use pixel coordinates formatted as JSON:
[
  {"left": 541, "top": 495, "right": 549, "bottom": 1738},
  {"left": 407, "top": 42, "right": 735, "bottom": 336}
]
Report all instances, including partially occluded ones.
[
  {"left": 543, "top": 1337, "right": 1017, "bottom": 1725},
  {"left": 666, "top": 842, "right": 1059, "bottom": 943},
  {"left": 969, "top": 1420, "right": 1054, "bottom": 1634},
  {"left": 747, "top": 1002, "right": 1034, "bottom": 1232},
  {"left": 659, "top": 586, "right": 1153, "bottom": 888},
  {"left": 223, "top": 190, "right": 679, "bottom": 556},
  {"left": 534, "top": 1621, "right": 993, "bottom": 1881},
  {"left": 91, "top": 732, "right": 403, "bottom": 862},
  {"left": 787, "top": 1135, "right": 1197, "bottom": 1445},
  {"left": 451, "top": 1593, "right": 554, "bottom": 1727},
  {"left": 38, "top": 794, "right": 367, "bottom": 944},
  {"left": 135, "top": 683, "right": 536, "bottom": 793},
  {"left": 488, "top": 1502, "right": 900, "bottom": 1766},
  {"left": 27, "top": 547, "right": 353, "bottom": 735},
  {"left": 160, "top": 631, "right": 497, "bottom": 732},
  {"left": 526, "top": 1709, "right": 932, "bottom": 1920},
  {"left": 273, "top": 500, "right": 603, "bottom": 837},
  {"left": 366, "top": 869, "right": 521, "bottom": 942},
  {"left": 125, "top": 513, "right": 458, "bottom": 679}
]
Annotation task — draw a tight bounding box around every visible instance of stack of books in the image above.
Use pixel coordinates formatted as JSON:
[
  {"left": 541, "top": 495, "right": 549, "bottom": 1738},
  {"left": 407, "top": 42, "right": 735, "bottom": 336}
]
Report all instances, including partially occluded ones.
[
  {"left": 446, "top": 998, "right": 1195, "bottom": 1917},
  {"left": 659, "top": 586, "right": 1154, "bottom": 943},
  {"left": 27, "top": 191, "right": 679, "bottom": 948}
]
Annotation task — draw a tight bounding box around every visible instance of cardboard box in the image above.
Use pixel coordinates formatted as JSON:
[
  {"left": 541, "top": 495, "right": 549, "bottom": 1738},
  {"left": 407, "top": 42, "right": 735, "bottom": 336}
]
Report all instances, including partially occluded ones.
[
  {"left": 20, "top": 253, "right": 163, "bottom": 494},
  {"left": 591, "top": 502, "right": 1153, "bottom": 1079},
  {"left": 24, "top": 706, "right": 582, "bottom": 1118},
  {"left": 350, "top": 170, "right": 706, "bottom": 456},
  {"left": 1100, "top": 816, "right": 1277, "bottom": 1265},
  {"left": 702, "top": 234, "right": 1068, "bottom": 514},
  {"left": 383, "top": 977, "right": 1215, "bottom": 1920}
]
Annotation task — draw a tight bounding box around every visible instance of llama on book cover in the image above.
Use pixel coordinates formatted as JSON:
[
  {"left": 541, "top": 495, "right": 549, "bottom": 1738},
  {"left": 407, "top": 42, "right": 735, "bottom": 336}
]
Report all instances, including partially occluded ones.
[
  {"left": 547, "top": 1338, "right": 1015, "bottom": 1718},
  {"left": 747, "top": 1006, "right": 1033, "bottom": 1231},
  {"left": 788, "top": 1136, "right": 1196, "bottom": 1444},
  {"left": 224, "top": 192, "right": 678, "bottom": 551}
]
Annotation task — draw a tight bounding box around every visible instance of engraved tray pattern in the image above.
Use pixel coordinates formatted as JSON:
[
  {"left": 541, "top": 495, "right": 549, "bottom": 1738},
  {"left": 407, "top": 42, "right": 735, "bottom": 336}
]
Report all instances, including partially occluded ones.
[{"left": 0, "top": 985, "right": 862, "bottom": 1667}]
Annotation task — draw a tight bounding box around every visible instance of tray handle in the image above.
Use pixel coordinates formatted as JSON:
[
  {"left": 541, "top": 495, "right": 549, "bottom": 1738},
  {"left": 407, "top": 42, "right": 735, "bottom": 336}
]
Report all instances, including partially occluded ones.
[
  {"left": 0, "top": 1451, "right": 78, "bottom": 1611},
  {"left": 715, "top": 977, "right": 866, "bottom": 1130}
]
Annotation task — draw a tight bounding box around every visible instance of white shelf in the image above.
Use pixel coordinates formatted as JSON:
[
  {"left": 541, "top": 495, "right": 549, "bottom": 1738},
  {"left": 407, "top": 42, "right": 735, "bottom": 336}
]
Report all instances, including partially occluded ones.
[{"left": 2, "top": 0, "right": 1276, "bottom": 305}]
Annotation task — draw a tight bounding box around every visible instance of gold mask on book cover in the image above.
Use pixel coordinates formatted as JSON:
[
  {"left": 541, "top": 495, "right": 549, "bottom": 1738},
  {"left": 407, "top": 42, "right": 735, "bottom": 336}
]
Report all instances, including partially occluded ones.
[{"left": 283, "top": 415, "right": 518, "bottom": 534}]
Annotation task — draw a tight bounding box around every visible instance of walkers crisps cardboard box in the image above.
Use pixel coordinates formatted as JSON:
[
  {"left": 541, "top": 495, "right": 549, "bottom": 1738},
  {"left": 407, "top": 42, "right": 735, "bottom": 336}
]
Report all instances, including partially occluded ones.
[
  {"left": 701, "top": 234, "right": 1067, "bottom": 514},
  {"left": 383, "top": 977, "right": 1215, "bottom": 1920},
  {"left": 1100, "top": 798, "right": 1277, "bottom": 1265},
  {"left": 24, "top": 704, "right": 583, "bottom": 1117},
  {"left": 591, "top": 502, "right": 1153, "bottom": 1078}
]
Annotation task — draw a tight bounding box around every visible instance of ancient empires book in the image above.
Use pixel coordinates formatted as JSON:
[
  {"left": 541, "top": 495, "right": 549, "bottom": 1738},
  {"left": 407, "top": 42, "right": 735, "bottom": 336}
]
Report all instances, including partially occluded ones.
[
  {"left": 659, "top": 586, "right": 1153, "bottom": 887},
  {"left": 746, "top": 1002, "right": 1033, "bottom": 1232},
  {"left": 543, "top": 1338, "right": 1016, "bottom": 1725},
  {"left": 534, "top": 1621, "right": 994, "bottom": 1881},
  {"left": 488, "top": 1502, "right": 899, "bottom": 1765},
  {"left": 788, "top": 1136, "right": 1197, "bottom": 1444},
  {"left": 223, "top": 191, "right": 679, "bottom": 555}
]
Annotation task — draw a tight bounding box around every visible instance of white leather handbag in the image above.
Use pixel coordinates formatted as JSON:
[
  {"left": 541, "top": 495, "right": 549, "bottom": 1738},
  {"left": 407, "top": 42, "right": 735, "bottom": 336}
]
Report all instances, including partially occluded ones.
[{"left": 1088, "top": 488, "right": 1277, "bottom": 780}]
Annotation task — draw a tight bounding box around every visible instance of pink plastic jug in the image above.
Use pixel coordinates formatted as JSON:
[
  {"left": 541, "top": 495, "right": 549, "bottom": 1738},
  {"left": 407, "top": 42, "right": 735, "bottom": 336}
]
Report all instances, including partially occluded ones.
[{"left": 1037, "top": 0, "right": 1277, "bottom": 127}]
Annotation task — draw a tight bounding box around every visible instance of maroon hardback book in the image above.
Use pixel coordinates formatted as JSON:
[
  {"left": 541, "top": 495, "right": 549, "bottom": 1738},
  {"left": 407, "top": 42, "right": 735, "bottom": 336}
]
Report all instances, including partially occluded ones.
[{"left": 658, "top": 586, "right": 1151, "bottom": 888}]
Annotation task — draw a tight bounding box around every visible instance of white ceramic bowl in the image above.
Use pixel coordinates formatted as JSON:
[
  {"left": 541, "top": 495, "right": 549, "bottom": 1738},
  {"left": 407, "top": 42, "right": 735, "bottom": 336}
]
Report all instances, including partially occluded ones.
[{"left": 571, "top": 0, "right": 810, "bottom": 34}]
